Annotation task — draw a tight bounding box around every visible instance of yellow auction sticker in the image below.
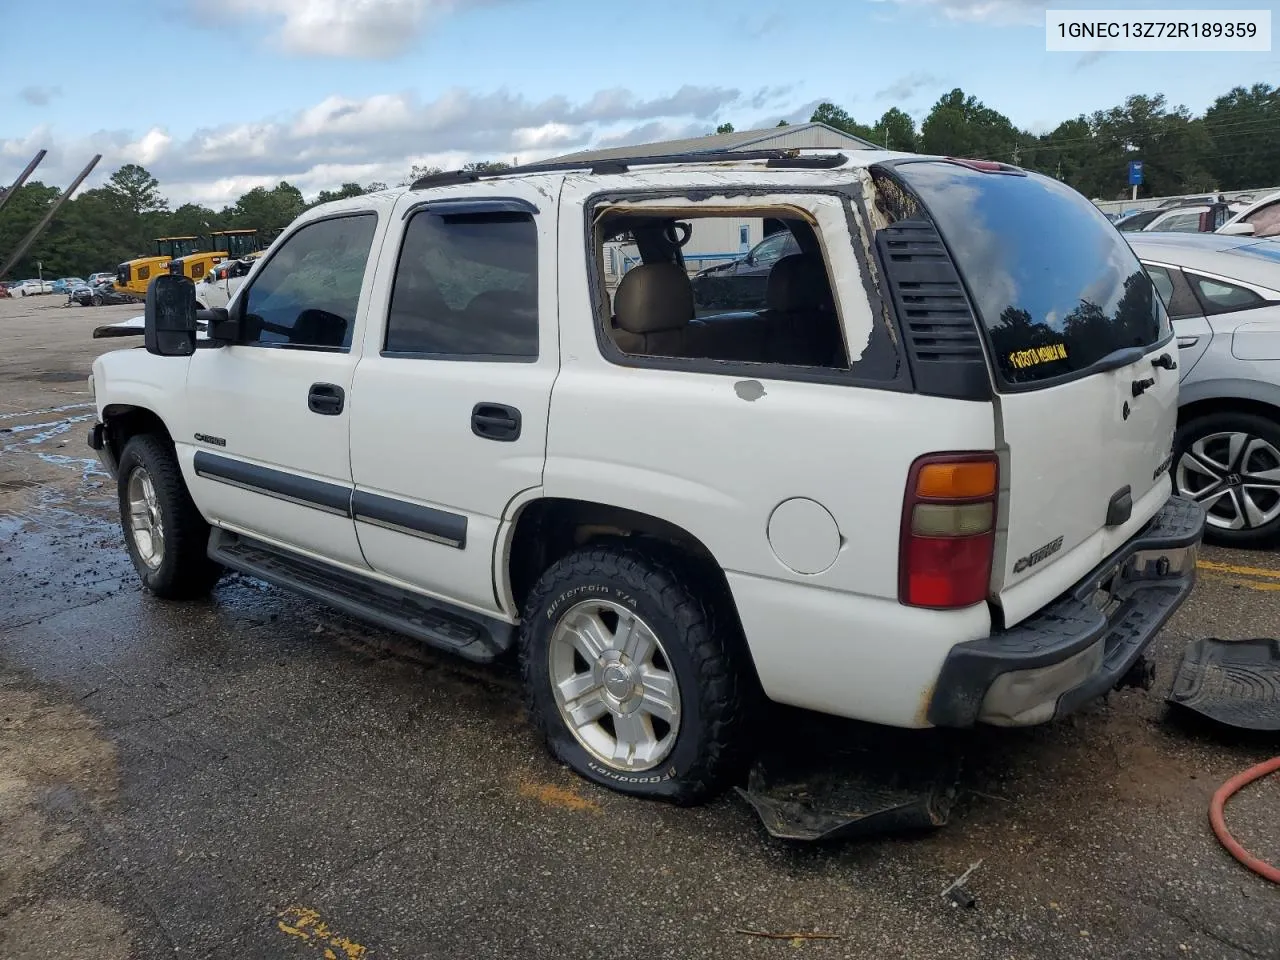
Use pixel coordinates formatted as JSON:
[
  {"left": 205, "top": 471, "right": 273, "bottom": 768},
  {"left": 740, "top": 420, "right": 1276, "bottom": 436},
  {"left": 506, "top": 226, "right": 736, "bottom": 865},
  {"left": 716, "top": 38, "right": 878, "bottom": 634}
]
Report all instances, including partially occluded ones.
[{"left": 1008, "top": 343, "right": 1068, "bottom": 369}]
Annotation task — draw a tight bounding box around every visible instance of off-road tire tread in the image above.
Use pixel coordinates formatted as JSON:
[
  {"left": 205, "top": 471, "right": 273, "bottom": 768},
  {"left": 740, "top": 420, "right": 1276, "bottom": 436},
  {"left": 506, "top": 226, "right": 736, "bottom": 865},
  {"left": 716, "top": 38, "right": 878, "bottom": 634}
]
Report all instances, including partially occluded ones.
[
  {"left": 518, "top": 542, "right": 755, "bottom": 806},
  {"left": 118, "top": 435, "right": 223, "bottom": 599},
  {"left": 1176, "top": 411, "right": 1280, "bottom": 549}
]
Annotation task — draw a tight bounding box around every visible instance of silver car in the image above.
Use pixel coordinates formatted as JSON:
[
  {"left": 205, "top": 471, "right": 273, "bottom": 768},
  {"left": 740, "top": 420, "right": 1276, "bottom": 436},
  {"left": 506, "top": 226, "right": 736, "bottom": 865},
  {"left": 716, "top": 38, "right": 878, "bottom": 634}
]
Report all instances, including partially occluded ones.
[{"left": 1128, "top": 234, "right": 1280, "bottom": 547}]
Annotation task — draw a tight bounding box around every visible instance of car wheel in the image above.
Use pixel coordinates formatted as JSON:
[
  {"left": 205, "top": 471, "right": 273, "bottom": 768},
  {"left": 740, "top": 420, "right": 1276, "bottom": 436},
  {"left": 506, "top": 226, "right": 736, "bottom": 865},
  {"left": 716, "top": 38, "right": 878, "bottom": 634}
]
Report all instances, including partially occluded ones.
[
  {"left": 519, "top": 542, "right": 754, "bottom": 805},
  {"left": 1174, "top": 411, "right": 1280, "bottom": 548},
  {"left": 117, "top": 435, "right": 224, "bottom": 599},
  {"left": 18, "top": 288, "right": 26, "bottom": 297},
  {"left": 91, "top": 295, "right": 103, "bottom": 306}
]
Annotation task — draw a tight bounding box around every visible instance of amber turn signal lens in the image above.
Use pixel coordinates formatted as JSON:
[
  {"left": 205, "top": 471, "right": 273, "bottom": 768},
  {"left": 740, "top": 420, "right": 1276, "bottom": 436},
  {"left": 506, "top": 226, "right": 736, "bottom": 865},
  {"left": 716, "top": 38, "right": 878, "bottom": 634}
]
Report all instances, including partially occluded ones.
[{"left": 916, "top": 460, "right": 997, "bottom": 499}]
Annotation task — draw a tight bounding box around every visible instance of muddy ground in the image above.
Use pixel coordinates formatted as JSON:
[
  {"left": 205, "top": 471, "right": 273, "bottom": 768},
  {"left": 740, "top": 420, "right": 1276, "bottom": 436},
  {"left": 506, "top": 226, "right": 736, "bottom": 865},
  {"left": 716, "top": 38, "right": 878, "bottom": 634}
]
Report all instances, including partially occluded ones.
[{"left": 1, "top": 292, "right": 1278, "bottom": 959}]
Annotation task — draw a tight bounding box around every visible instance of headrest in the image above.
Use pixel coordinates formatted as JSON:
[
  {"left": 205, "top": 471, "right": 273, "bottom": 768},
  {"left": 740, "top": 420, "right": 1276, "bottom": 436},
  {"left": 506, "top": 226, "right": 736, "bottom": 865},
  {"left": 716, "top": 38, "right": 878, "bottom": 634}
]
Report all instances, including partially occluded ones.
[
  {"left": 614, "top": 262, "right": 694, "bottom": 334},
  {"left": 766, "top": 254, "right": 834, "bottom": 313}
]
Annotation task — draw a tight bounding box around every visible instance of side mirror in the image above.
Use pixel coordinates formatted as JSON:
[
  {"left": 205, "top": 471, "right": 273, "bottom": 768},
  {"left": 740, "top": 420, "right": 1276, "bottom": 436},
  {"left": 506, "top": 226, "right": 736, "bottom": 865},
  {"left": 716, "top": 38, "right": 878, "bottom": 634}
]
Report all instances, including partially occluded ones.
[
  {"left": 202, "top": 303, "right": 240, "bottom": 343},
  {"left": 144, "top": 274, "right": 198, "bottom": 357}
]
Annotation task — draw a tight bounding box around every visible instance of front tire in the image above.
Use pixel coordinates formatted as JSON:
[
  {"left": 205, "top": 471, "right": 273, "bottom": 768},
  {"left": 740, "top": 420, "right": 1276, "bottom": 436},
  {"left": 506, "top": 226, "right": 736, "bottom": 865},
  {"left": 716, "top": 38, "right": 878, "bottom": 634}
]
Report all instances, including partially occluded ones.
[
  {"left": 1174, "top": 411, "right": 1280, "bottom": 548},
  {"left": 519, "top": 543, "right": 753, "bottom": 806},
  {"left": 91, "top": 294, "right": 103, "bottom": 306},
  {"left": 117, "top": 435, "right": 223, "bottom": 598}
]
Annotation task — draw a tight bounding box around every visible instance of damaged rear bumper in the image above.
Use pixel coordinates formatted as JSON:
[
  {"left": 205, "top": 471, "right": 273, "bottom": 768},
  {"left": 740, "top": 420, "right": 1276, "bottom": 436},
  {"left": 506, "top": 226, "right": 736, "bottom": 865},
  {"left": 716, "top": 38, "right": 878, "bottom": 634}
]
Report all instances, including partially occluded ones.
[{"left": 928, "top": 495, "right": 1206, "bottom": 728}]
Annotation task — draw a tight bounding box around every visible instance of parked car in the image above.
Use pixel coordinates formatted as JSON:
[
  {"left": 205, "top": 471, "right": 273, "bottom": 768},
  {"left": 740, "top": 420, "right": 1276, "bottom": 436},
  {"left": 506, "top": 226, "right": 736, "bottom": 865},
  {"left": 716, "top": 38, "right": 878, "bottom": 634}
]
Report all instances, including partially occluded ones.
[
  {"left": 1218, "top": 190, "right": 1280, "bottom": 239},
  {"left": 87, "top": 272, "right": 117, "bottom": 286},
  {"left": 73, "top": 281, "right": 137, "bottom": 307},
  {"left": 1114, "top": 202, "right": 1245, "bottom": 234},
  {"left": 0, "top": 284, "right": 10, "bottom": 299},
  {"left": 51, "top": 277, "right": 86, "bottom": 294},
  {"left": 689, "top": 230, "right": 802, "bottom": 312},
  {"left": 1129, "top": 233, "right": 1280, "bottom": 547},
  {"left": 196, "top": 256, "right": 255, "bottom": 309},
  {"left": 10, "top": 279, "right": 53, "bottom": 296},
  {"left": 87, "top": 153, "right": 1203, "bottom": 805}
]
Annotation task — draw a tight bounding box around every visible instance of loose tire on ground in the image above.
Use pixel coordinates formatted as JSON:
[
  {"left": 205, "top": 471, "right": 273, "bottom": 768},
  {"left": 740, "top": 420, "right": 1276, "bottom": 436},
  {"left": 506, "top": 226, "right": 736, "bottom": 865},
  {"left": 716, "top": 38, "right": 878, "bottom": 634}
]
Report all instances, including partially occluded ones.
[
  {"left": 518, "top": 542, "right": 754, "bottom": 805},
  {"left": 117, "top": 435, "right": 224, "bottom": 599},
  {"left": 1174, "top": 411, "right": 1280, "bottom": 549}
]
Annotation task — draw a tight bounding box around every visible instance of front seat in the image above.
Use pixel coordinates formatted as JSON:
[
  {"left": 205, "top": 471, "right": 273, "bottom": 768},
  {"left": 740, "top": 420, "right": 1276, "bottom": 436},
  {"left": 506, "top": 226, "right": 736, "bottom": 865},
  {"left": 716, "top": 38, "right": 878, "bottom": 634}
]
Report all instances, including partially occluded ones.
[{"left": 610, "top": 262, "right": 695, "bottom": 357}]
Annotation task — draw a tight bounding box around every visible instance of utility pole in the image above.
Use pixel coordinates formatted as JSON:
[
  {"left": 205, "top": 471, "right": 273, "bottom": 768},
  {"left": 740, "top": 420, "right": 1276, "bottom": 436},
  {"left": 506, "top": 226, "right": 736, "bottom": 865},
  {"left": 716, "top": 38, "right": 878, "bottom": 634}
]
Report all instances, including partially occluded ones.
[
  {"left": 0, "top": 149, "right": 48, "bottom": 219},
  {"left": 1011, "top": 143, "right": 1021, "bottom": 165},
  {"left": 0, "top": 154, "right": 101, "bottom": 282}
]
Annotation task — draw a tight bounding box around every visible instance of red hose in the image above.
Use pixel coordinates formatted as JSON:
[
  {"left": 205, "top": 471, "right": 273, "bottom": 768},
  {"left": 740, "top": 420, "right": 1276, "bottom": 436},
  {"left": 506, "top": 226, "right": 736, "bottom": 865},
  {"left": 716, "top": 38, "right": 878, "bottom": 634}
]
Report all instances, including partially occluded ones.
[{"left": 1209, "top": 756, "right": 1280, "bottom": 885}]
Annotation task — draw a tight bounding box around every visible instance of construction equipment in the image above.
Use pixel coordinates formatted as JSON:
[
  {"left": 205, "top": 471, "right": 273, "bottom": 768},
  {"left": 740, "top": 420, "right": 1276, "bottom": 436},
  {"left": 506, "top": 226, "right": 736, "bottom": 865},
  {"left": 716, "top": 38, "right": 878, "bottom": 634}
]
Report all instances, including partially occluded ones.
[
  {"left": 0, "top": 152, "right": 101, "bottom": 282},
  {"left": 113, "top": 236, "right": 200, "bottom": 298},
  {"left": 167, "top": 228, "right": 263, "bottom": 283}
]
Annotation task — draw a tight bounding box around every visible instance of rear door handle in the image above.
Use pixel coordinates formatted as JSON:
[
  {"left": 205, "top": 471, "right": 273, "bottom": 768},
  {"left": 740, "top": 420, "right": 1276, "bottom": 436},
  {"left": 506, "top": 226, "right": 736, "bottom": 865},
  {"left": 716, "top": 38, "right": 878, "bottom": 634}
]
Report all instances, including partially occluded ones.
[
  {"left": 471, "top": 403, "right": 521, "bottom": 442},
  {"left": 308, "top": 383, "right": 345, "bottom": 416}
]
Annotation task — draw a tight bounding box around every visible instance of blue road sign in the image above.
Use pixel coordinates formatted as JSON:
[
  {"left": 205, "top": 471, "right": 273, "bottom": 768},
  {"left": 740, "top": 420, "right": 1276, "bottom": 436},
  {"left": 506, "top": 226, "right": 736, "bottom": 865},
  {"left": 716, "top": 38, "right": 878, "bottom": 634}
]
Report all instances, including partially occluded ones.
[{"left": 1128, "top": 161, "right": 1144, "bottom": 186}]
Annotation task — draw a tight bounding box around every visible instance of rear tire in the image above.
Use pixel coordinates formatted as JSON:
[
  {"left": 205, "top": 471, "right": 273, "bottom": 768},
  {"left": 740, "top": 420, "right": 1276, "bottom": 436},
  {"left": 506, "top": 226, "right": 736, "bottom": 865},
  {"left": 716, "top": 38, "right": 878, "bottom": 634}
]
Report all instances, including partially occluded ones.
[
  {"left": 1174, "top": 411, "right": 1280, "bottom": 548},
  {"left": 518, "top": 542, "right": 754, "bottom": 806},
  {"left": 117, "top": 435, "right": 224, "bottom": 598}
]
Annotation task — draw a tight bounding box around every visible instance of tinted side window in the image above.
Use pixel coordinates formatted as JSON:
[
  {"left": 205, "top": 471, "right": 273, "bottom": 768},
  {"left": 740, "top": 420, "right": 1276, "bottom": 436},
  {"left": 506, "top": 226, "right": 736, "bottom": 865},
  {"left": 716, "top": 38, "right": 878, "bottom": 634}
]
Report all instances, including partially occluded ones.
[
  {"left": 1142, "top": 263, "right": 1201, "bottom": 320},
  {"left": 752, "top": 233, "right": 791, "bottom": 264},
  {"left": 1154, "top": 212, "right": 1203, "bottom": 233},
  {"left": 1146, "top": 264, "right": 1175, "bottom": 304},
  {"left": 384, "top": 211, "right": 538, "bottom": 360},
  {"left": 1190, "top": 274, "right": 1265, "bottom": 313},
  {"left": 241, "top": 214, "right": 377, "bottom": 350}
]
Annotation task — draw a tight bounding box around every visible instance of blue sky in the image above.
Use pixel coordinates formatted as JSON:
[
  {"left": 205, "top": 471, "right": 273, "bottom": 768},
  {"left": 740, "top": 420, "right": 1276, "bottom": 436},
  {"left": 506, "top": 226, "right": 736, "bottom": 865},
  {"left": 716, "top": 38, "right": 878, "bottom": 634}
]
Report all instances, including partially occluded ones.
[{"left": 2, "top": 0, "right": 1276, "bottom": 206}]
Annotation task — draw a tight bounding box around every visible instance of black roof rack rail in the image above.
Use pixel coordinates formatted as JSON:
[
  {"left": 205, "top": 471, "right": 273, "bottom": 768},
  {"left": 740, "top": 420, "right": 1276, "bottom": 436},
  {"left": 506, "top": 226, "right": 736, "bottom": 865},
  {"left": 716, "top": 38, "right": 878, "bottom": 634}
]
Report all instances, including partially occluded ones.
[{"left": 409, "top": 150, "right": 849, "bottom": 190}]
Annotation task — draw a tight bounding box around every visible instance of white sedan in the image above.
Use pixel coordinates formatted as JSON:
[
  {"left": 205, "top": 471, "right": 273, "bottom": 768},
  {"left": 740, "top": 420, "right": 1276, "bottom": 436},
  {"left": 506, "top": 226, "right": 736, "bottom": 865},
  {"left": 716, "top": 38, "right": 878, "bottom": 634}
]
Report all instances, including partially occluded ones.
[{"left": 11, "top": 279, "right": 54, "bottom": 296}]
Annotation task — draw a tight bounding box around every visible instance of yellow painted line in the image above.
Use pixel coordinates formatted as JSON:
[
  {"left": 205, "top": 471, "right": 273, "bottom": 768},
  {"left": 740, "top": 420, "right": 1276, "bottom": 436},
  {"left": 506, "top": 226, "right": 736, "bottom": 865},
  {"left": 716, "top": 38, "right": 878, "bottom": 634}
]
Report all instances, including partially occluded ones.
[
  {"left": 277, "top": 906, "right": 368, "bottom": 959},
  {"left": 1198, "top": 560, "right": 1280, "bottom": 580},
  {"left": 1199, "top": 571, "right": 1280, "bottom": 592}
]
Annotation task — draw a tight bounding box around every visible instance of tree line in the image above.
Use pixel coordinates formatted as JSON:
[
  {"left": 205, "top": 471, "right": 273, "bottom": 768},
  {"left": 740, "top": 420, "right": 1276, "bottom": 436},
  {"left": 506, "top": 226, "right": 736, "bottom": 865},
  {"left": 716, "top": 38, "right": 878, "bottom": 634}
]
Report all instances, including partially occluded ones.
[{"left": 1, "top": 81, "right": 1275, "bottom": 280}]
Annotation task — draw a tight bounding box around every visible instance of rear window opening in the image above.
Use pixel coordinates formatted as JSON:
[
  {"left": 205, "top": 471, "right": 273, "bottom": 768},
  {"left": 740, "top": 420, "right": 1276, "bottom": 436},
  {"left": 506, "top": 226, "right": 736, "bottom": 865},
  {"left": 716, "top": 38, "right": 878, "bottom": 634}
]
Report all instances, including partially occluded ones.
[
  {"left": 871, "top": 161, "right": 1171, "bottom": 388},
  {"left": 592, "top": 206, "right": 851, "bottom": 371}
]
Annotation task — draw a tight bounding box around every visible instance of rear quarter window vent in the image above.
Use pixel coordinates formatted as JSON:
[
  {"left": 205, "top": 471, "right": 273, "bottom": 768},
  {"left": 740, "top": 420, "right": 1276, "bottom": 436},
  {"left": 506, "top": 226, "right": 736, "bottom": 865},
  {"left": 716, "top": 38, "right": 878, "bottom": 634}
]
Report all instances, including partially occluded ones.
[{"left": 876, "top": 219, "right": 992, "bottom": 401}]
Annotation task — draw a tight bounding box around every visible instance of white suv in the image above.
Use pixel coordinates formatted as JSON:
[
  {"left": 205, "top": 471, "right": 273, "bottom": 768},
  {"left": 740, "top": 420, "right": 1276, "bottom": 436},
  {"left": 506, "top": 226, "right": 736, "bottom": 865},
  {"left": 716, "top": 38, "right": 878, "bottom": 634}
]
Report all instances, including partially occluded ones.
[{"left": 87, "top": 150, "right": 1205, "bottom": 804}]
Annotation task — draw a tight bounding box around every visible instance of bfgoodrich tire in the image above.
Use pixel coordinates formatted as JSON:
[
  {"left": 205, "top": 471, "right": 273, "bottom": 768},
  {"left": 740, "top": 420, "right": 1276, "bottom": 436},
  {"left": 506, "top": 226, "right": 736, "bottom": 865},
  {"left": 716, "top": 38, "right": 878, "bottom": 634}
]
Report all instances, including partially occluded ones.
[
  {"left": 519, "top": 543, "right": 754, "bottom": 806},
  {"left": 1174, "top": 411, "right": 1280, "bottom": 549},
  {"left": 117, "top": 435, "right": 224, "bottom": 598}
]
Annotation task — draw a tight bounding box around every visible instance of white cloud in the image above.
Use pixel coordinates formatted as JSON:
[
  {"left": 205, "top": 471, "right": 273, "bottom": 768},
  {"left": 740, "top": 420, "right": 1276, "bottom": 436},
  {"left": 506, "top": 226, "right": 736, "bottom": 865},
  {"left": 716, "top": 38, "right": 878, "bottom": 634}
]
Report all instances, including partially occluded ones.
[
  {"left": 1, "top": 83, "right": 778, "bottom": 207},
  {"left": 871, "top": 0, "right": 1047, "bottom": 25},
  {"left": 220, "top": 0, "right": 503, "bottom": 58}
]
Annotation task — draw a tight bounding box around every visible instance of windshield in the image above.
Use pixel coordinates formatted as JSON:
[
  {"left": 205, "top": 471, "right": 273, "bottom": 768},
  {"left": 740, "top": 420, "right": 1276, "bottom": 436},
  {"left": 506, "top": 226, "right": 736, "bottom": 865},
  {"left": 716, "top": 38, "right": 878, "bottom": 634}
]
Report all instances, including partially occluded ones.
[{"left": 880, "top": 160, "right": 1167, "bottom": 387}]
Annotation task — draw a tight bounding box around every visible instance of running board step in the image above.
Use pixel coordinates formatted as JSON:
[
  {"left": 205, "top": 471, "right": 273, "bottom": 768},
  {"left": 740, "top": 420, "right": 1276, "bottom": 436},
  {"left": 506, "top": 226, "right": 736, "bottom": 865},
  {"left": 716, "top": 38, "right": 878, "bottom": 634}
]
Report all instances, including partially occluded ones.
[{"left": 208, "top": 529, "right": 514, "bottom": 663}]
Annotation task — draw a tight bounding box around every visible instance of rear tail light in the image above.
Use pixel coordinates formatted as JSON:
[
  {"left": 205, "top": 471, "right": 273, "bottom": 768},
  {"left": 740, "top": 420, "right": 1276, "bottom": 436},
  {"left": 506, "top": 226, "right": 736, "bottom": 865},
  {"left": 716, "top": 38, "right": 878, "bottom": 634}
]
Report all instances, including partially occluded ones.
[{"left": 899, "top": 452, "right": 999, "bottom": 609}]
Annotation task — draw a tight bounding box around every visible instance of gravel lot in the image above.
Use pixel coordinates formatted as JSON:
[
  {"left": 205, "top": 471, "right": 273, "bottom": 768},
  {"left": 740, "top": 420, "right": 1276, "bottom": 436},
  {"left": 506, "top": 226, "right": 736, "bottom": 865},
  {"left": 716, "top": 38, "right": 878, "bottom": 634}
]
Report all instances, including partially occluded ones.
[{"left": 1, "top": 292, "right": 1277, "bottom": 960}]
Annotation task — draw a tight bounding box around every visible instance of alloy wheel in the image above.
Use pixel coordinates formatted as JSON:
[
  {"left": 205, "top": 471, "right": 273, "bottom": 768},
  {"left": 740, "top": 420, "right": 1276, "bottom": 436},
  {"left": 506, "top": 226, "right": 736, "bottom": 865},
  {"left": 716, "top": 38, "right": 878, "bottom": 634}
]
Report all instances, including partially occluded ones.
[
  {"left": 547, "top": 599, "right": 681, "bottom": 772},
  {"left": 1176, "top": 431, "right": 1280, "bottom": 531}
]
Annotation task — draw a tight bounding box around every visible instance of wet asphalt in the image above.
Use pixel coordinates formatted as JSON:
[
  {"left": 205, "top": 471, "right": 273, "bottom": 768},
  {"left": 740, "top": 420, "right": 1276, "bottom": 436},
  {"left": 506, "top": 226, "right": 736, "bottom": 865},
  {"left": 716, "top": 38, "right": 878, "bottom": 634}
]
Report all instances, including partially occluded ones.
[{"left": 1, "top": 295, "right": 1278, "bottom": 960}]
